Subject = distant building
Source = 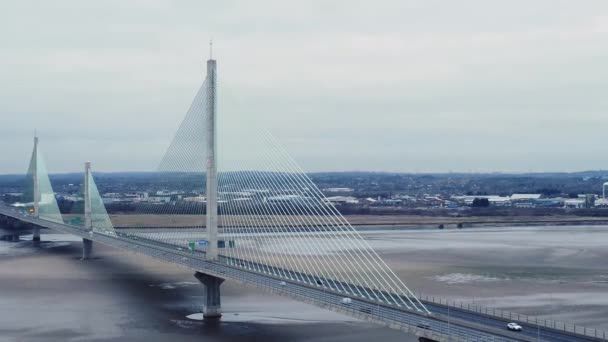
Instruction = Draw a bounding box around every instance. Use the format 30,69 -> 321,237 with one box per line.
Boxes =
323,187 -> 354,193
147,196 -> 171,203
420,196 -> 445,207
325,196 -> 359,205
488,197 -> 512,207
595,198 -> 608,208
535,198 -> 564,208
508,194 -> 542,208
452,195 -> 510,206
444,201 -> 458,209
564,198 -> 585,209
376,198 -> 402,206
510,194 -> 542,201
124,192 -> 148,201
155,190 -> 183,196
183,196 -> 206,203
103,192 -> 121,198
513,201 -> 535,208
62,195 -> 83,202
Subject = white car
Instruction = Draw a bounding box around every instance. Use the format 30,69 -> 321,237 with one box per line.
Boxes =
279,281 -> 287,286
341,297 -> 352,305
507,322 -> 522,331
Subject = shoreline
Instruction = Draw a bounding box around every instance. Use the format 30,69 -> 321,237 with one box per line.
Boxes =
352,219 -> 608,230
88,213 -> 608,231
344,216 -> 608,229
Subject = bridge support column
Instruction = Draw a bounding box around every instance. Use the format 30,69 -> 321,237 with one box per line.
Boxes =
194,271 -> 224,319
205,58 -> 219,261
32,226 -> 40,242
81,161 -> 93,260
81,238 -> 93,260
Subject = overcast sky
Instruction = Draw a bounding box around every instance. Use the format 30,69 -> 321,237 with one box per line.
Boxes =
1,1 -> 607,174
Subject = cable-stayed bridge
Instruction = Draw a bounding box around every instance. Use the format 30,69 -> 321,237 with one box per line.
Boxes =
1,58 -> 606,342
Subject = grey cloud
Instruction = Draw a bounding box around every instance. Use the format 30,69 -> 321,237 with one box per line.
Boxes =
1,0 -> 607,173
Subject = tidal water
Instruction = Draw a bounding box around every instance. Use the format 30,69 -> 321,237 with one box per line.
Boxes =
1,223 -> 607,341
0,225 -> 411,342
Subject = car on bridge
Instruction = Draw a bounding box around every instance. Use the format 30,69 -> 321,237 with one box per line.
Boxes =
507,322 -> 522,331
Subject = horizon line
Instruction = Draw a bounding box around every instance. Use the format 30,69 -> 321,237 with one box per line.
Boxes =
1,169 -> 608,177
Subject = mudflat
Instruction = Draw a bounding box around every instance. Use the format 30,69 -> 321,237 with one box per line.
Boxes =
1,224 -> 607,341
0,232 -> 411,342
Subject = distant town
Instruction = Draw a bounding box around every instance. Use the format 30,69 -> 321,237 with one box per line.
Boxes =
2,171 -> 608,219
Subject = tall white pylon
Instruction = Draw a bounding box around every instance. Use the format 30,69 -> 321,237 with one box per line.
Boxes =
206,57 -> 218,260
84,161 -> 92,230
33,136 -> 39,219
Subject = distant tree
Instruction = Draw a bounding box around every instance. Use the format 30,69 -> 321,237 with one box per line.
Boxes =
1,193 -> 20,204
471,198 -> 490,207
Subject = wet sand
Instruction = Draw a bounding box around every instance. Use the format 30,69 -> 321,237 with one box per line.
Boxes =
364,225 -> 608,330
0,231 -> 411,342
1,225 -> 607,341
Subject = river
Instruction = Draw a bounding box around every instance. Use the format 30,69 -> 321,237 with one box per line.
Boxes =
1,224 -> 607,341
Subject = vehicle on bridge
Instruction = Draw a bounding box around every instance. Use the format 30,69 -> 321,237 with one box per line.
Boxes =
507,322 -> 523,331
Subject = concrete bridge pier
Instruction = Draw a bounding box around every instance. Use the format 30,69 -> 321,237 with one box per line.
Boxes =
32,226 -> 40,242
81,238 -> 93,260
194,271 -> 224,320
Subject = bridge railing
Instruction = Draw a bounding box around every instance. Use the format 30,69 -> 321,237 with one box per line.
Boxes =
418,294 -> 608,340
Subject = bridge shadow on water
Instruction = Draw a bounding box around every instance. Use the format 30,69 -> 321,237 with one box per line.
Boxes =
3,233 -> 411,342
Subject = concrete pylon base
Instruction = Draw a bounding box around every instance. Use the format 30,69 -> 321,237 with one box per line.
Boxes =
81,238 -> 93,260
32,226 -> 40,242
194,271 -> 224,319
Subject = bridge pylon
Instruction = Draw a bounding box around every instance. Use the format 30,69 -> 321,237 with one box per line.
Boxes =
205,57 -> 218,261
32,136 -> 40,242
81,161 -> 93,260
24,134 -> 63,241
195,56 -> 224,320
